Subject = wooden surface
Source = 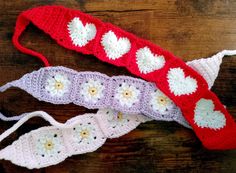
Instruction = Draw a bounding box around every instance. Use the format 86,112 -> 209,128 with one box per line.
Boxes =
0,0 -> 236,172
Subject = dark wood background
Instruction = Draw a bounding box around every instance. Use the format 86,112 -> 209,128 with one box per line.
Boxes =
0,0 -> 235,172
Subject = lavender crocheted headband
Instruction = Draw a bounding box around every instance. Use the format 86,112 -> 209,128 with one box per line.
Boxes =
0,66 -> 189,127
1,50 -> 234,128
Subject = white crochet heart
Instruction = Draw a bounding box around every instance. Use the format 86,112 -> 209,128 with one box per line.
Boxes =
68,17 -> 96,47
167,67 -> 197,96
194,99 -> 226,129
101,31 -> 131,60
136,47 -> 165,74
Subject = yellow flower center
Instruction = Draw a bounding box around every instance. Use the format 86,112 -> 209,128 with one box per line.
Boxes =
117,112 -> 123,121
80,129 -> 90,138
157,96 -> 168,106
54,81 -> 64,90
88,87 -> 98,96
44,140 -> 54,151
122,90 -> 132,98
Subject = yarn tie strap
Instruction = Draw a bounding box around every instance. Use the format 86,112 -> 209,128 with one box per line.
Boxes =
0,111 -> 69,142
12,5 -> 236,150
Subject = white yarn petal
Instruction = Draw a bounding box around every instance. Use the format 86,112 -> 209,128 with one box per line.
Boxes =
80,79 -> 105,103
114,83 -> 140,108
45,73 -> 71,97
150,89 -> 174,114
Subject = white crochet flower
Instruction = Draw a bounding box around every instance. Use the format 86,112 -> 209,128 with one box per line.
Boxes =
150,89 -> 174,114
107,111 -> 127,125
74,124 -> 95,144
80,79 -> 105,103
36,133 -> 62,157
45,74 -> 71,97
115,83 -> 140,107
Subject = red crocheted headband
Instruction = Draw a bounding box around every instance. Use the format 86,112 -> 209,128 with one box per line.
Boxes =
13,5 -> 235,150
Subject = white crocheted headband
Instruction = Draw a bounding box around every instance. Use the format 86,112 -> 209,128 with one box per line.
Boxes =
0,110 -> 151,169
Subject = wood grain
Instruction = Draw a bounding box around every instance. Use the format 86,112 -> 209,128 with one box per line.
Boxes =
0,0 -> 235,172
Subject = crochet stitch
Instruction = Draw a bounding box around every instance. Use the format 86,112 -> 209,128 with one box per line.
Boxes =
0,110 -> 150,169
12,5 -> 236,150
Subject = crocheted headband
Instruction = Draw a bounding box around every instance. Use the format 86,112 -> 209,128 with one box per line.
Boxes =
12,5 -> 236,150
0,109 -> 150,169
0,66 -> 190,127
0,51 -> 230,129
